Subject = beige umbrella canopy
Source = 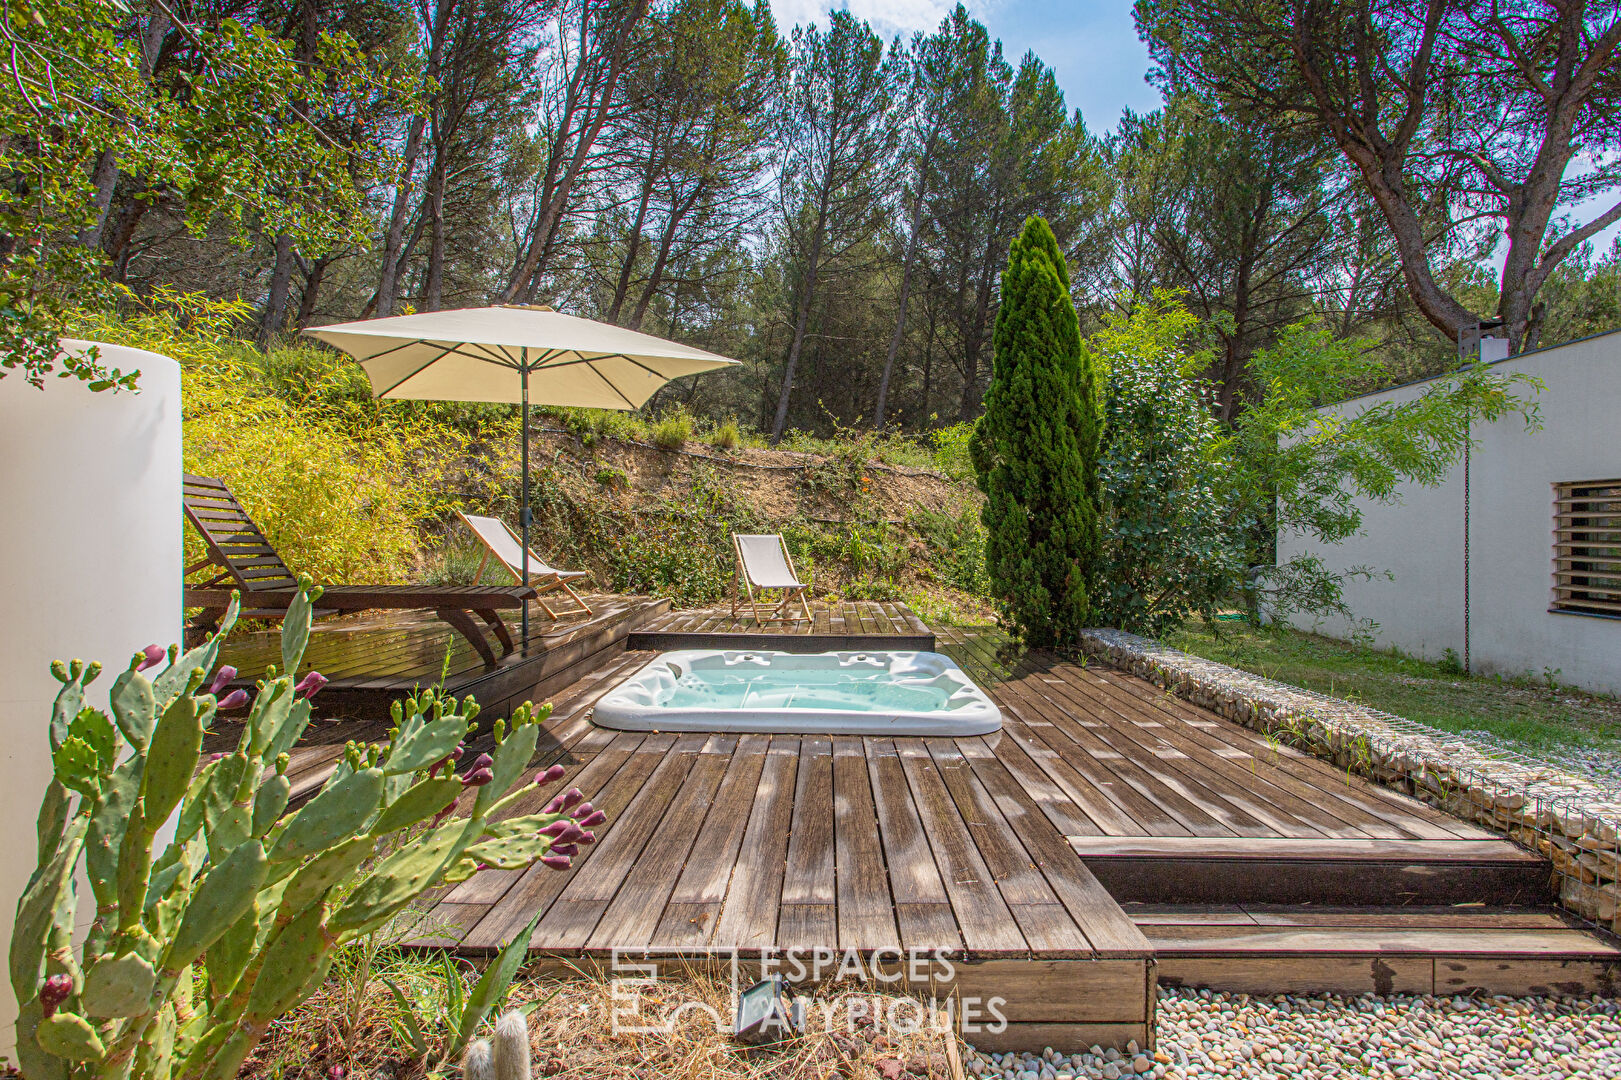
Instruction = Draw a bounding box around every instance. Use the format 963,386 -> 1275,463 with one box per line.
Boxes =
305,304 -> 740,640
305,305 -> 738,408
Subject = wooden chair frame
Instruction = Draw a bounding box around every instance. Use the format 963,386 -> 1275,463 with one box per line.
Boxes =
457,510 -> 593,620
182,474 -> 535,667
730,533 -> 812,625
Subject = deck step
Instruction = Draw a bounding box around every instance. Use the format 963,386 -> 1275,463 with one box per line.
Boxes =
1134,903 -> 1621,996
1072,836 -> 1552,906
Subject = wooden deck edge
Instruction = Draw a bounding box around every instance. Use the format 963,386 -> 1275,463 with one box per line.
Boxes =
1080,852 -> 1554,907
438,951 -> 1156,1053
1157,954 -> 1620,997
625,631 -> 937,653
1069,836 -> 1545,864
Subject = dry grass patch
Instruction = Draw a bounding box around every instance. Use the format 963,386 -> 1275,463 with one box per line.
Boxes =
245,959 -> 965,1080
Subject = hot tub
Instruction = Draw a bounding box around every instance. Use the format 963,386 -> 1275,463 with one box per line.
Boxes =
591,650 -> 1002,735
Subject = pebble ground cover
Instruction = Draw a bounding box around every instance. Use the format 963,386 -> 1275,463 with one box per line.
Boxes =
967,987 -> 1621,1080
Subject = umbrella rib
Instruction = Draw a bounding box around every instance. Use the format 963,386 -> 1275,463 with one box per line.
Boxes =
584,360 -> 639,410
374,340 -> 458,397
375,341 -> 522,397
353,338 -> 423,363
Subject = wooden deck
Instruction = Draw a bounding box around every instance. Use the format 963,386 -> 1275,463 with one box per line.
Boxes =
214,600 -> 1620,1048
629,600 -> 935,651
401,615 -> 1616,1049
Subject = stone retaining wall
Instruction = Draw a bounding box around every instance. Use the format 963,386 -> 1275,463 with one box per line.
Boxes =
1078,628 -> 1621,932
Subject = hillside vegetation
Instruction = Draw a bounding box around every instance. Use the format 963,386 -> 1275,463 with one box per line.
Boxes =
437,413 -> 994,624
120,303 -> 994,623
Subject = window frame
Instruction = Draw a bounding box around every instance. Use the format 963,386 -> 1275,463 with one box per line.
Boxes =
1551,478 -> 1621,619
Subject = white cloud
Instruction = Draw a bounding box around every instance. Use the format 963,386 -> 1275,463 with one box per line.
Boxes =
766,0 -> 994,37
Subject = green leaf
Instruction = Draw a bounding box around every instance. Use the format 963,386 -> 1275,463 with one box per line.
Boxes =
164,840 -> 268,971
9,814 -> 87,998
448,906 -> 544,1059
109,667 -> 157,750
68,708 -> 117,774
269,767 -> 384,863
371,777 -> 461,835
81,952 -> 156,1018
144,693 -> 205,825
282,586 -> 316,677
382,978 -> 428,1057
36,1013 -> 105,1061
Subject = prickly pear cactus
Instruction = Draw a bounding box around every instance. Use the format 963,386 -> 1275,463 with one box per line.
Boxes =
10,578 -> 598,1080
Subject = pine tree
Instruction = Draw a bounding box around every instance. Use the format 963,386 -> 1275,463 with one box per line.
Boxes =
970,214 -> 1102,644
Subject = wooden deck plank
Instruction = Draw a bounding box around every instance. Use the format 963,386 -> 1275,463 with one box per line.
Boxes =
898,742 -> 1028,956
781,737 -> 836,905
1048,664 -> 1378,840
866,745 -> 953,906
462,736 -> 673,949
1069,836 -> 1542,863
586,753 -> 730,950
832,739 -> 901,951
1084,665 -> 1485,840
709,744 -> 798,954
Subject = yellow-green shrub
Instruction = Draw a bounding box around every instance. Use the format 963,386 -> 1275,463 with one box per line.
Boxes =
73,293 -> 505,584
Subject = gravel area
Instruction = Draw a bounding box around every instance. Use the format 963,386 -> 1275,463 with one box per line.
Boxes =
964,988 -> 1621,1079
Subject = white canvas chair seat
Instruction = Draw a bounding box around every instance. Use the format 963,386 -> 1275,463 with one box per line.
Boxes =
732,533 -> 811,624
458,511 -> 593,619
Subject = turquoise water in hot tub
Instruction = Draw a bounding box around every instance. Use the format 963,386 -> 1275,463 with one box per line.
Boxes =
665,667 -> 955,713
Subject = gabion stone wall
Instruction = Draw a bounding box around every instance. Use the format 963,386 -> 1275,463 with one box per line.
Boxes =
1078,628 -> 1621,931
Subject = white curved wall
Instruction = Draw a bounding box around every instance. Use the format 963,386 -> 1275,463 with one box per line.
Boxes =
0,341 -> 182,1053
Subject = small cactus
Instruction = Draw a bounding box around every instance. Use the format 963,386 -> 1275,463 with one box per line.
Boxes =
462,1039 -> 495,1080
9,579 -> 588,1080
492,1010 -> 532,1080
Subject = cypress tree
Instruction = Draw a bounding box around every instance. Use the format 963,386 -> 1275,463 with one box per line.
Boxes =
970,214 -> 1102,645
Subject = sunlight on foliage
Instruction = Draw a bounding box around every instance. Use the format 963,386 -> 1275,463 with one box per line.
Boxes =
73,293 -> 504,584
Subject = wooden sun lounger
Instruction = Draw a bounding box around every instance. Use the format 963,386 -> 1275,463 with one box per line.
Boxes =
730,533 -> 812,625
457,510 -> 593,620
183,474 -> 536,667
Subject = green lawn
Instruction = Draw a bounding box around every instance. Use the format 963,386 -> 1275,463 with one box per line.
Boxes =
1163,619 -> 1621,765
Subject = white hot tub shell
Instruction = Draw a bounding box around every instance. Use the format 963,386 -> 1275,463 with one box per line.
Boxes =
591,650 -> 1002,736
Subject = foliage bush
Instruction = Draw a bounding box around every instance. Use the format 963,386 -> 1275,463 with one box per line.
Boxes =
73,297 -> 503,585
593,466 -> 630,490
705,418 -> 744,451
649,407 -> 696,450
930,421 -> 977,480
1089,300 -> 1243,635
909,508 -> 989,596
1082,293 -> 1541,633
971,215 -> 1103,645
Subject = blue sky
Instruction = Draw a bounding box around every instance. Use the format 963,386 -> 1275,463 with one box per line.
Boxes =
765,0 -> 1165,136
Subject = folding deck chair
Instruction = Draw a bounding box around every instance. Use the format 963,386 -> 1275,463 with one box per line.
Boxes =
182,474 -> 537,667
731,533 -> 812,625
456,510 -> 593,620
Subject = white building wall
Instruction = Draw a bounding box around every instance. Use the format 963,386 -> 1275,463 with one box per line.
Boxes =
1280,329 -> 1621,695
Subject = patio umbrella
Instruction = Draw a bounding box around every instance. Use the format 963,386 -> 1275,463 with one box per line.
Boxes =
305,305 -> 740,641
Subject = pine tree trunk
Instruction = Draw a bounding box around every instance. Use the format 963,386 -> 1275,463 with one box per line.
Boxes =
770,223 -> 825,444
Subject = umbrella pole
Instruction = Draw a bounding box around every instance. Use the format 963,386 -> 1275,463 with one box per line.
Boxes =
521,365 -> 530,646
